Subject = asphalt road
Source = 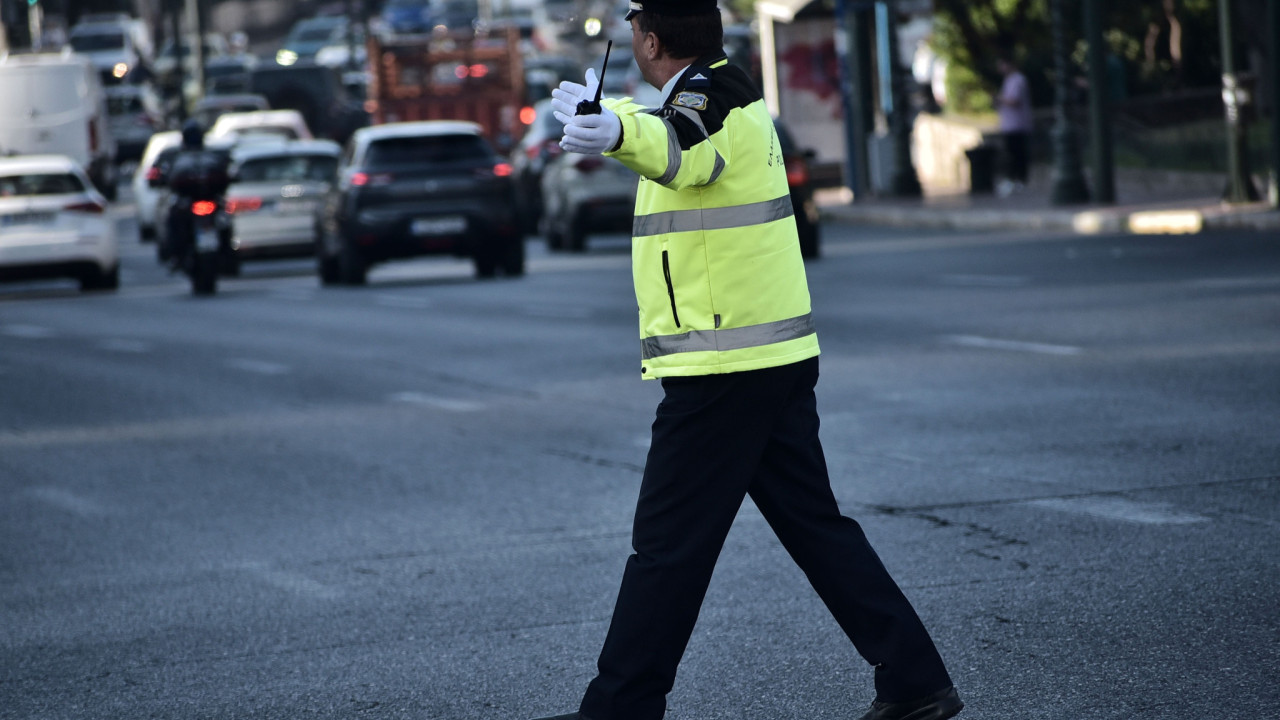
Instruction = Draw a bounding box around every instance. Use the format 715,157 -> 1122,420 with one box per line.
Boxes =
2,189 -> 1278,720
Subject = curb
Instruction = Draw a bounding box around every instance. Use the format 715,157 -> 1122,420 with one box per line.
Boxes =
820,200 -> 1280,234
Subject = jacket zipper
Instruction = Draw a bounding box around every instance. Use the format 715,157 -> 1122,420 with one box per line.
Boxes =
661,249 -> 681,328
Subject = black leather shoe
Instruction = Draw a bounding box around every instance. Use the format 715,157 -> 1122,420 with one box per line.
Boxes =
858,686 -> 963,720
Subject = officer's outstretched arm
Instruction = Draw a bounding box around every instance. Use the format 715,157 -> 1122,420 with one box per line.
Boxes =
605,99 -> 727,190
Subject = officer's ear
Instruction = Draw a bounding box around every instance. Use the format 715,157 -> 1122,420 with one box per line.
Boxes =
639,29 -> 661,62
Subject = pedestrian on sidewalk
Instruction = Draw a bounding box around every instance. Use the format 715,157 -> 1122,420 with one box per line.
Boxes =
530,2 -> 963,720
995,52 -> 1033,197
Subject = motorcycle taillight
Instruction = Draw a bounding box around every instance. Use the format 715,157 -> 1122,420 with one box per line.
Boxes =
191,200 -> 217,216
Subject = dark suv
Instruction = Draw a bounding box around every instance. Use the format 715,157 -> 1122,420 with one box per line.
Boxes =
317,121 -> 525,284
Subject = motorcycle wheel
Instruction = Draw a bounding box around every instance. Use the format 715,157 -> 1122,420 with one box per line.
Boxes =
192,251 -> 218,295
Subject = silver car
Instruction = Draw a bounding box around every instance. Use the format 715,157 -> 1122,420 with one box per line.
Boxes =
539,152 -> 638,252
223,139 -> 340,270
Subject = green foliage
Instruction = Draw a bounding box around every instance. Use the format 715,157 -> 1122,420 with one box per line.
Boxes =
932,0 -> 1226,115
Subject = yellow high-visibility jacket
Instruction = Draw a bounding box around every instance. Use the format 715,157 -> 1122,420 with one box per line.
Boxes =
603,54 -> 820,379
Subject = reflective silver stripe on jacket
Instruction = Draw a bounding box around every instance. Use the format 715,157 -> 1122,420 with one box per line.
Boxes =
652,118 -> 683,186
641,313 -> 815,360
662,107 -> 725,187
633,195 -> 794,238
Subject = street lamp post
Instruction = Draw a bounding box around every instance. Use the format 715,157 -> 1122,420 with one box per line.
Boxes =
1218,0 -> 1259,204
1084,0 -> 1114,204
883,0 -> 921,197
1049,0 -> 1090,205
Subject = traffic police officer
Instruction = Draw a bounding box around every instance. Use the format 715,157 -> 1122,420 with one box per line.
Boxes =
532,2 -> 962,720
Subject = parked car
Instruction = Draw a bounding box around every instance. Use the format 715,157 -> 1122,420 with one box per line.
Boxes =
131,130 -> 182,240
0,155 -> 118,291
539,153 -> 637,252
773,118 -> 820,259
317,120 -> 524,284
191,93 -> 271,131
509,98 -> 562,233
223,139 -> 340,270
0,53 -> 118,200
105,83 -> 163,162
206,109 -> 313,143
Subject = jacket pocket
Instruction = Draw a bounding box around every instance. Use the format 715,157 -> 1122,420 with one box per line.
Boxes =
661,248 -> 681,329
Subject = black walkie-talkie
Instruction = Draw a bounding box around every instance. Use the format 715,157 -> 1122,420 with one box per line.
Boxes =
575,41 -> 613,116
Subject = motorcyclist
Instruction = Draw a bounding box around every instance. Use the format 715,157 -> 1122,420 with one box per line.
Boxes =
164,119 -> 231,268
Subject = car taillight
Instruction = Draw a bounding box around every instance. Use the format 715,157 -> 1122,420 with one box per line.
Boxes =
350,172 -> 392,187
785,157 -> 810,187
519,105 -> 536,125
145,166 -> 162,181
191,200 -> 217,216
226,197 -> 262,214
65,200 -> 106,214
493,162 -> 513,177
574,156 -> 604,173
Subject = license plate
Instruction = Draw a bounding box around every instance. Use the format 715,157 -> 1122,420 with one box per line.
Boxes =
1,211 -> 56,227
411,216 -> 466,236
195,226 -> 219,251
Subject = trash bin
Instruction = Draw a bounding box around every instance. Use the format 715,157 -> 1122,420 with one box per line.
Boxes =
965,145 -> 997,194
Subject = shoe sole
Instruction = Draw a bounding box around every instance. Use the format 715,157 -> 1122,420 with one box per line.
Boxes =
901,699 -> 964,720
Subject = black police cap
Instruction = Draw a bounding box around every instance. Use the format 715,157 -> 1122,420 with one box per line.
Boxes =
625,0 -> 719,21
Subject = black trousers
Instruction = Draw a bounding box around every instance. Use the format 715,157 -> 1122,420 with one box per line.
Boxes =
579,357 -> 952,720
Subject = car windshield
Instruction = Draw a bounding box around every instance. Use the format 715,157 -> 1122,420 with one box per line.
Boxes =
365,135 -> 490,166
70,32 -> 125,52
232,127 -> 298,140
236,154 -> 337,182
0,172 -> 86,196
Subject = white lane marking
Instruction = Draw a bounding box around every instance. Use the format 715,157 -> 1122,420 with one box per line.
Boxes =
1187,276 -> 1280,290
2,324 -> 56,339
226,358 -> 291,375
24,486 -> 115,518
939,274 -> 1028,288
389,391 -> 484,412
236,562 -> 342,600
98,338 -> 152,353
375,294 -> 432,309
944,334 -> 1084,356
1028,497 -> 1209,525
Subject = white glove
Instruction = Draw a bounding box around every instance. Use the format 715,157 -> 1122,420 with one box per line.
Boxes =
550,67 -> 600,121
559,107 -> 622,155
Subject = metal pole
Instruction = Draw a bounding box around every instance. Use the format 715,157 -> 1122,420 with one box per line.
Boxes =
1218,0 -> 1259,203
1270,0 -> 1280,208
836,0 -> 871,199
1049,0 -> 1090,205
883,0 -> 921,196
1084,0 -> 1113,203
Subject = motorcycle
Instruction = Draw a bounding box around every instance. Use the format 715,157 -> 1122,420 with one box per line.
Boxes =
159,150 -> 232,296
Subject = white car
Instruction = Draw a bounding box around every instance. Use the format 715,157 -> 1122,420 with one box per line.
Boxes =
0,155 -> 118,291
131,130 -> 182,241
205,109 -> 314,144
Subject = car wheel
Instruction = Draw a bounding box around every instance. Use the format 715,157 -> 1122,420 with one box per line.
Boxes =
796,206 -> 820,259
79,264 -> 120,292
138,224 -> 155,242
220,252 -> 242,277
473,246 -> 498,279
317,245 -> 340,285
500,235 -> 525,277
338,241 -> 367,285
567,214 -> 587,253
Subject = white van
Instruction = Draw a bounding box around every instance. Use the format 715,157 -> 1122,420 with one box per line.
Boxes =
0,52 -> 118,200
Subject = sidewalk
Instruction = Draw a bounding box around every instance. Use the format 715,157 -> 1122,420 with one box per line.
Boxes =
817,167 -> 1280,234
